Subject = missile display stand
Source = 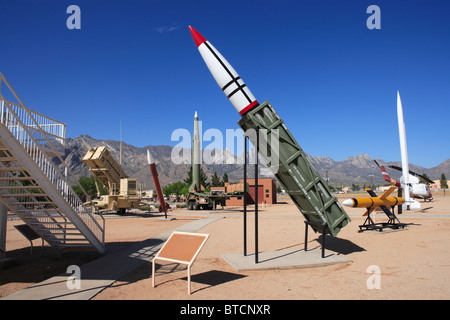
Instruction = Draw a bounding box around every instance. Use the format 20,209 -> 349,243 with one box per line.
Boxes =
242,130 -> 259,263
358,207 -> 406,233
238,101 -> 351,238
189,26 -> 350,238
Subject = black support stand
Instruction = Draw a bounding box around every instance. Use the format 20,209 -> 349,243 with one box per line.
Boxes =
255,129 -> 259,264
243,128 -> 260,263
358,206 -> 406,232
304,221 -> 327,258
243,137 -> 247,257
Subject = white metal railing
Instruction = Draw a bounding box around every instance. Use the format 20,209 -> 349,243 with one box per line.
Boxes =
0,74 -> 104,248
4,100 -> 66,146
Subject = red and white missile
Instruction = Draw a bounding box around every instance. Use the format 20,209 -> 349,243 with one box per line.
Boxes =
189,25 -> 259,116
147,150 -> 167,215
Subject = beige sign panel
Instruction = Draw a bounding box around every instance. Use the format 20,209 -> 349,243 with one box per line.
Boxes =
152,231 -> 209,294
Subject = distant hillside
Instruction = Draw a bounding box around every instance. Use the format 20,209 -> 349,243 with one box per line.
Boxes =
53,135 -> 449,190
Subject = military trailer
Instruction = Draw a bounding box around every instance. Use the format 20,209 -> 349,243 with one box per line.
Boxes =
186,191 -> 227,210
186,182 -> 247,211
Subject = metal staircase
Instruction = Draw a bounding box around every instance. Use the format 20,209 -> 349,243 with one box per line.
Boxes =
0,73 -> 105,253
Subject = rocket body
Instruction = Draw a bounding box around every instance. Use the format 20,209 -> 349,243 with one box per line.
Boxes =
396,91 -> 420,209
147,150 -> 167,213
189,26 -> 259,115
397,92 -> 410,203
343,197 -> 404,208
190,111 -> 201,192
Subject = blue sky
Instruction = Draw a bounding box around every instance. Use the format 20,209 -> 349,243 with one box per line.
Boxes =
0,0 -> 449,168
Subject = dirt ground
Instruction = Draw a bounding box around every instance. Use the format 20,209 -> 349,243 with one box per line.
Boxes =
1,192 -> 450,300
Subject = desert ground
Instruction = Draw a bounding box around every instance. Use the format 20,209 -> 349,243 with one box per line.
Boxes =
1,192 -> 450,300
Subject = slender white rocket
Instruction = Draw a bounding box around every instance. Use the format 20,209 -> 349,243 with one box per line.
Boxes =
189,26 -> 259,115
397,91 -> 411,207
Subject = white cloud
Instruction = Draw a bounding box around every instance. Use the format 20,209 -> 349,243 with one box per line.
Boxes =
153,25 -> 180,34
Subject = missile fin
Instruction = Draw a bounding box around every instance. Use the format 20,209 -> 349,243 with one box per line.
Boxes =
380,186 -> 397,200
362,206 -> 377,217
379,205 -> 395,219
365,188 -> 378,197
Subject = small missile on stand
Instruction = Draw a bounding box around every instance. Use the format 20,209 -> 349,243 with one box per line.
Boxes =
342,187 -> 405,213
343,186 -> 406,232
147,150 -> 168,220
189,26 -> 350,237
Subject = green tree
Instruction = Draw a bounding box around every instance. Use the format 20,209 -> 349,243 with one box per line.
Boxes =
211,172 -> 221,187
221,173 -> 229,186
183,166 -> 210,189
163,181 -> 188,196
72,176 -> 106,202
440,173 -> 448,195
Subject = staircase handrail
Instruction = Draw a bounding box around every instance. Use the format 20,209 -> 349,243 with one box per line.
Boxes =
0,74 -> 104,246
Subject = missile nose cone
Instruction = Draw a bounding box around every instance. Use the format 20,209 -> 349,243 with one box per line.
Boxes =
189,25 -> 207,47
147,149 -> 154,165
194,110 -> 198,118
342,199 -> 354,207
189,26 -> 259,115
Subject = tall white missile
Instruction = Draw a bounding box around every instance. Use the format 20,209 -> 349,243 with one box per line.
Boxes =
190,110 -> 202,192
397,91 -> 410,209
397,91 -> 419,210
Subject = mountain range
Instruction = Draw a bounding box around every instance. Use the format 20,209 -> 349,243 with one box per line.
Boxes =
53,135 -> 450,190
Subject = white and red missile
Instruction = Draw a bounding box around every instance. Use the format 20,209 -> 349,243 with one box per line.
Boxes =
189,25 -> 259,116
147,150 -> 167,216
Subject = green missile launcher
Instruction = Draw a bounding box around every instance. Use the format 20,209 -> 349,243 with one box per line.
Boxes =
238,101 -> 351,237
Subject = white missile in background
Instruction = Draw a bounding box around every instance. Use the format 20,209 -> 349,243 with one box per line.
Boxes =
189,25 -> 259,116
190,110 -> 202,192
397,91 -> 420,210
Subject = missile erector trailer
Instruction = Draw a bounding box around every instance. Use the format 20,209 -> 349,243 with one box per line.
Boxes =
82,146 -> 141,214
188,26 -> 350,236
82,146 -> 128,194
238,101 -> 351,237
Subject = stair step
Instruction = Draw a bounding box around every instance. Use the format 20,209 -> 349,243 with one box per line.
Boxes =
1,193 -> 48,198
38,230 -> 82,236
0,156 -> 17,161
0,167 -> 27,172
36,227 -> 78,231
10,201 -> 55,205
16,208 -> 59,212
30,222 -> 75,227
0,186 -> 42,190
33,224 -> 75,228
0,177 -> 35,181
